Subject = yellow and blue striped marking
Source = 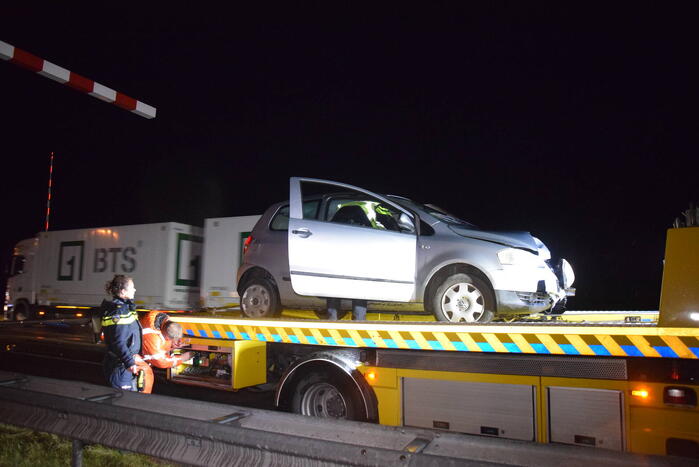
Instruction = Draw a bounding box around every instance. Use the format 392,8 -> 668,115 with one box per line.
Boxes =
172,317 -> 699,360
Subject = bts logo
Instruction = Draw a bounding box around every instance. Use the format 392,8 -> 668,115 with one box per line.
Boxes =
93,247 -> 137,273
58,241 -> 85,281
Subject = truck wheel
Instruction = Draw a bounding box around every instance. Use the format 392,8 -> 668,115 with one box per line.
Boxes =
431,273 -> 495,323
240,278 -> 281,318
291,371 -> 366,421
12,301 -> 32,321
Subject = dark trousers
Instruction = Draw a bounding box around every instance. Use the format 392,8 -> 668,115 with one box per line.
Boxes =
326,298 -> 367,320
103,355 -> 136,391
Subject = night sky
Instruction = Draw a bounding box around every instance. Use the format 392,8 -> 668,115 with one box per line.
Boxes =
1,4 -> 697,311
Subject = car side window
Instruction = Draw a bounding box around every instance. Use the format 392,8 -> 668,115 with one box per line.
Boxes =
326,197 -> 405,233
302,199 -> 321,220
270,206 -> 290,231
270,200 -> 320,231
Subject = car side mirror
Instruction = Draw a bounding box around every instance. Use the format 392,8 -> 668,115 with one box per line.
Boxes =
398,213 -> 415,233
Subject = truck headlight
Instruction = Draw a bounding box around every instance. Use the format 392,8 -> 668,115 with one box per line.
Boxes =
497,248 -> 540,266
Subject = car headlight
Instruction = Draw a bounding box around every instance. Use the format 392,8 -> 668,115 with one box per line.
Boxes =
532,236 -> 551,261
560,259 -> 575,288
497,248 -> 541,266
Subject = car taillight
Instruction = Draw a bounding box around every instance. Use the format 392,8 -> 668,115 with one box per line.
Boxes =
243,235 -> 253,255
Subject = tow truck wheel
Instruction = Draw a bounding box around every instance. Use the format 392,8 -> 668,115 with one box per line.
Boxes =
432,273 -> 495,323
240,277 -> 281,318
12,301 -> 32,321
291,371 -> 366,421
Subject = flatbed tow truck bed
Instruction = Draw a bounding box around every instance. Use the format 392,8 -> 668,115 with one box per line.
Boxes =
173,314 -> 694,358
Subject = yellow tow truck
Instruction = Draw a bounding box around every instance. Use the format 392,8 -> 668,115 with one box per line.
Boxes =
169,226 -> 699,458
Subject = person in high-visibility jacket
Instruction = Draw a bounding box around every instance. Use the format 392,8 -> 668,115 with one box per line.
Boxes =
101,275 -> 152,392
140,311 -> 193,382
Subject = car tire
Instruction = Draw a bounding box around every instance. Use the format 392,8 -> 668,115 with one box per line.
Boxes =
290,371 -> 367,421
240,277 -> 281,318
12,300 -> 32,321
431,273 -> 495,323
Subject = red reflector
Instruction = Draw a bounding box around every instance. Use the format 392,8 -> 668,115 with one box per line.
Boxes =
243,235 -> 253,255
664,386 -> 697,407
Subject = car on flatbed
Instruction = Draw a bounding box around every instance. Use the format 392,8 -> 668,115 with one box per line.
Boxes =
237,177 -> 575,323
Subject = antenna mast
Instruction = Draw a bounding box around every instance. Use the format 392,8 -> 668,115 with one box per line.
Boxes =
45,151 -> 54,231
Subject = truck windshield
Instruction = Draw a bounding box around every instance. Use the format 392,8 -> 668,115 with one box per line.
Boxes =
10,255 -> 25,276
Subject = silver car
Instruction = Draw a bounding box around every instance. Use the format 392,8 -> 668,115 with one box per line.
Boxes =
237,177 -> 575,323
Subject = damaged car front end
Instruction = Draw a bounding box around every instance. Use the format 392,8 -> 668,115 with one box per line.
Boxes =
394,198 -> 576,321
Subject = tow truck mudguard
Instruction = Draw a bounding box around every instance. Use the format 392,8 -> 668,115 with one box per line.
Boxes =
274,348 -> 379,422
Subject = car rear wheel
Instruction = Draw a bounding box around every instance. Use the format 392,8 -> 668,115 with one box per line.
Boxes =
432,273 -> 495,323
240,277 -> 281,318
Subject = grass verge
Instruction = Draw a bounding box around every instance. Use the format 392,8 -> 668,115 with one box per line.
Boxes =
0,424 -> 174,467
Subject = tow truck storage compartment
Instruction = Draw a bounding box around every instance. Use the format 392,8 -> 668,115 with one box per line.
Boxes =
548,386 -> 624,451
402,377 -> 537,441
171,340 -> 266,390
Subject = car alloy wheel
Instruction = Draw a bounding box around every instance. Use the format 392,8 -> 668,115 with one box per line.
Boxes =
441,282 -> 486,322
432,273 -> 495,323
241,277 -> 280,318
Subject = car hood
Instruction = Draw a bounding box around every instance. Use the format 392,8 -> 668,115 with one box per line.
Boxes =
447,225 -> 539,252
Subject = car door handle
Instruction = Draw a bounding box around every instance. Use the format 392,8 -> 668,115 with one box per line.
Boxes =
292,228 -> 313,238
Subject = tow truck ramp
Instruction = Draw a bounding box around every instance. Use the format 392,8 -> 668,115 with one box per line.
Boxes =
174,318 -> 698,358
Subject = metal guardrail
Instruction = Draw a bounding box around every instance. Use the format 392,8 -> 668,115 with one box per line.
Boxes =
0,371 -> 694,467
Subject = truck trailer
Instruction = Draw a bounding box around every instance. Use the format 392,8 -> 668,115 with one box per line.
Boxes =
4,216 -> 260,322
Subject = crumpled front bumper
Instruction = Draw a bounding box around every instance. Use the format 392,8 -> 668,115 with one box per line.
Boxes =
493,258 -> 575,315
495,290 -> 554,314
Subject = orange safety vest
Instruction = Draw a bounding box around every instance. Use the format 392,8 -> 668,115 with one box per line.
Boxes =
140,311 -> 184,369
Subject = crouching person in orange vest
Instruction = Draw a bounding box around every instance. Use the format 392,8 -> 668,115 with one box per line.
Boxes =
139,311 -> 193,392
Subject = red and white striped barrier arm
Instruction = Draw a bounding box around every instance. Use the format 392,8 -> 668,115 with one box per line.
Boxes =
0,40 -> 156,119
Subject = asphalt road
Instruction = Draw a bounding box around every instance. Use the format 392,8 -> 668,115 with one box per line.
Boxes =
0,319 -> 275,409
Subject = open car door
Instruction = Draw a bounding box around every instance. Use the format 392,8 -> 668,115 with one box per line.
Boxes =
288,177 -> 417,302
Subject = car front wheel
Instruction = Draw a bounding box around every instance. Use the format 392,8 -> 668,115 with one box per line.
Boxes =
431,273 -> 495,323
240,277 -> 281,318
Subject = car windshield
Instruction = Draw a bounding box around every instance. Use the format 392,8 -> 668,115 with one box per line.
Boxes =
387,196 -> 477,228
